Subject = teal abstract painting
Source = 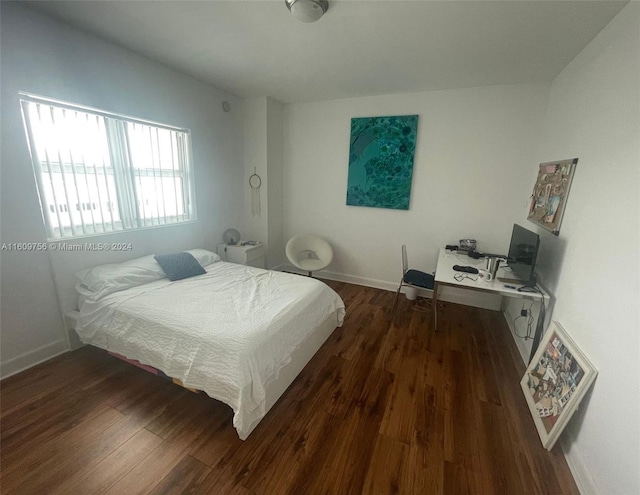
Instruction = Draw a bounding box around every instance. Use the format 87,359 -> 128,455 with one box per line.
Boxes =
346,115 -> 418,210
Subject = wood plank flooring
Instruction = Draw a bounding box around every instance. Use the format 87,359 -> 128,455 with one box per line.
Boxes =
0,281 -> 579,494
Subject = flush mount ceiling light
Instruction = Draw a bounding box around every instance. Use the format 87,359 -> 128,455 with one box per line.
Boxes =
285,0 -> 328,23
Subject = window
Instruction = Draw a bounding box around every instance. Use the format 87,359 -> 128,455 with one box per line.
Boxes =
20,94 -> 196,239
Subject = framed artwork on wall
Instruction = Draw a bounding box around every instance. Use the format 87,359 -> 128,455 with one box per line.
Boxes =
520,321 -> 597,451
346,115 -> 418,210
527,158 -> 578,235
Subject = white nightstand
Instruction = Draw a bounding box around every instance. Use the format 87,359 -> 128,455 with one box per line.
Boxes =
217,243 -> 266,268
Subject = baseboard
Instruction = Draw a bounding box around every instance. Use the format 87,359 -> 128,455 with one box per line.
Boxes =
320,269 -> 501,310
279,265 -> 501,310
280,265 -> 411,293
561,436 -> 598,494
0,339 -> 69,379
312,268 -> 399,292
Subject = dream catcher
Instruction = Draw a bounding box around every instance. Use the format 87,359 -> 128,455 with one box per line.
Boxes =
249,167 -> 262,217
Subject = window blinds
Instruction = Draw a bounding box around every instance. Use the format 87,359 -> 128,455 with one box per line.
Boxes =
20,94 -> 196,239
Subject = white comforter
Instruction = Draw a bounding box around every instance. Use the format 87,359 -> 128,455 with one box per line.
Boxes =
75,262 -> 345,439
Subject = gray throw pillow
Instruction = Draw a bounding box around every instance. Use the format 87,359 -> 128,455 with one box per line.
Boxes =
154,252 -> 206,281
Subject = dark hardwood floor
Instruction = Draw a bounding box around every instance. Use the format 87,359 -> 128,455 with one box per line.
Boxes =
0,281 -> 579,494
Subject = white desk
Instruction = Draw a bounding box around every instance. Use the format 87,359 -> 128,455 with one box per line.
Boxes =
433,248 -> 548,361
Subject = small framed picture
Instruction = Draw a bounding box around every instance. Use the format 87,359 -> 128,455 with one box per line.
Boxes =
520,321 -> 597,450
527,158 -> 577,235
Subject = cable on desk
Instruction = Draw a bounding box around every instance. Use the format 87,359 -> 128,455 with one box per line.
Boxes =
513,299 -> 535,340
525,284 -> 548,363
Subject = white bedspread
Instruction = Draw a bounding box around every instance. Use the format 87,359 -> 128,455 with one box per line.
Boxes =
75,262 -> 345,439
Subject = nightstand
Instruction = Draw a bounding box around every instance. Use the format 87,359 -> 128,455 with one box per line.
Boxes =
217,243 -> 266,268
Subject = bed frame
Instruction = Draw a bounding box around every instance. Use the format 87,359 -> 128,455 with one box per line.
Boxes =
65,308 -> 339,439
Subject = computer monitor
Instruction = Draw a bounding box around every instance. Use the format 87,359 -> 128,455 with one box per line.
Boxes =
506,223 -> 540,286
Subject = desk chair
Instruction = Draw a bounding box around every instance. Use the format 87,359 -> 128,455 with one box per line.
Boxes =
390,245 -> 435,321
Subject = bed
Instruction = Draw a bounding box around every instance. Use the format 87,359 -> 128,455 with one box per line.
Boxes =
73,249 -> 345,440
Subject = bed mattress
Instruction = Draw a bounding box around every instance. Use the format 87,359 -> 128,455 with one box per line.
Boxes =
75,261 -> 345,439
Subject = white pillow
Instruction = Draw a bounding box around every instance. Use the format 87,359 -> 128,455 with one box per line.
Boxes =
74,248 -> 220,300
186,248 -> 221,267
75,254 -> 166,299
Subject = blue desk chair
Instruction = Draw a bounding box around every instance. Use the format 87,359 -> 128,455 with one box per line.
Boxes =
390,245 -> 435,321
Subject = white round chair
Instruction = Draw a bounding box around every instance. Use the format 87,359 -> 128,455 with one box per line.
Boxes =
285,234 -> 334,277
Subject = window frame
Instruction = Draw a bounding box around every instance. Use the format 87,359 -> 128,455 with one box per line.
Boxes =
20,93 -> 197,240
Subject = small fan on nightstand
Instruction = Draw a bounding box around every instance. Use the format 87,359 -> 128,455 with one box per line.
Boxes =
223,228 -> 241,245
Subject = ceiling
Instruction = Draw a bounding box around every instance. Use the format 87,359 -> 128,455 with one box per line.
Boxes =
25,0 -> 628,103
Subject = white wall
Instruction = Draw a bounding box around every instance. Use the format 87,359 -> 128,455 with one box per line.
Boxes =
242,96 -> 284,268
0,4 -> 245,377
266,97 -> 285,268
283,83 -> 549,306
243,97 -> 269,245
514,3 -> 639,493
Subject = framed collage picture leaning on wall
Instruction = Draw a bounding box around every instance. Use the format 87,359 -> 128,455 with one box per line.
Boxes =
521,321 -> 598,450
